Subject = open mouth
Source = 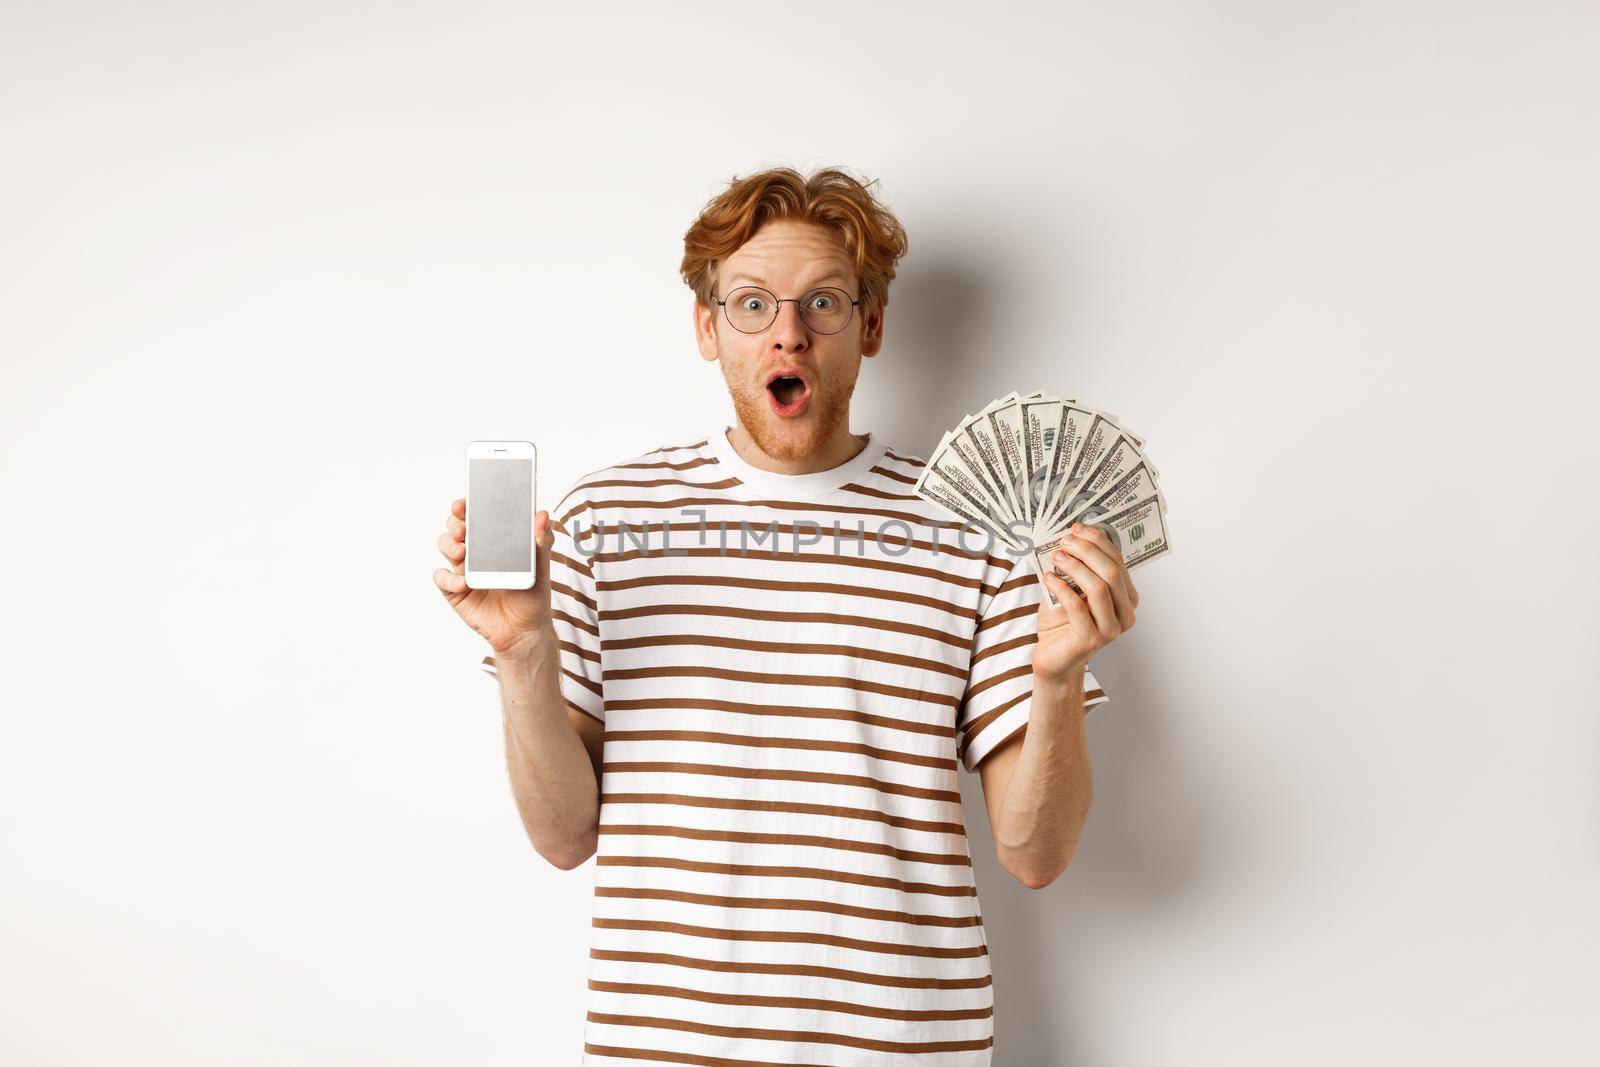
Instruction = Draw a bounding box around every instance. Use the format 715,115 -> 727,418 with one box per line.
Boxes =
765,370 -> 811,418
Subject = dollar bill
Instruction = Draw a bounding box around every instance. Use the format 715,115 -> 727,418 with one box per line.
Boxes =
954,405 -> 1024,527
1033,490 -> 1171,608
913,432 -> 1028,552
1038,427 -> 1159,540
1034,408 -> 1125,534
978,395 -> 1028,524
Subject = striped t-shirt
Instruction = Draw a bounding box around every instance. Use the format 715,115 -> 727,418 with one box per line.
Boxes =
480,426 -> 1108,1065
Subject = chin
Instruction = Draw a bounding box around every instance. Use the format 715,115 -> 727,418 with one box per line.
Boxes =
731,391 -> 842,462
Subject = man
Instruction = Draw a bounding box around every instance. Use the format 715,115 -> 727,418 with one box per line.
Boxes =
433,165 -> 1140,1064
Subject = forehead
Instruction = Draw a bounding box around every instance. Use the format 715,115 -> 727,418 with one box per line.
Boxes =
721,220 -> 854,287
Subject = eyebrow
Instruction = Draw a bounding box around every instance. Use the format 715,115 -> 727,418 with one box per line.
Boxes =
728,270 -> 851,289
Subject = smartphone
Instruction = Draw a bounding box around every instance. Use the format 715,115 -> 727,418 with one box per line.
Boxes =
465,440 -> 537,590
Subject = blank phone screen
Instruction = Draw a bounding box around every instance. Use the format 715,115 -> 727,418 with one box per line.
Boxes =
468,458 -> 533,572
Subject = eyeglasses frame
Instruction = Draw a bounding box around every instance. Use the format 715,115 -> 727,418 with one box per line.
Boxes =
712,284 -> 863,335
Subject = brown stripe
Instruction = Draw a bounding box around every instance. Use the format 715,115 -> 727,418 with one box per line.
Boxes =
559,638 -> 602,664
976,601 -> 1034,635
585,1011 -> 992,1053
601,696 -> 954,740
601,601 -> 970,650
600,791 -> 964,835
560,494 -> 966,532
593,887 -> 980,928
970,631 -> 1034,667
964,684 -> 1108,745
588,978 -> 990,1020
597,573 -> 974,619
590,947 -> 990,988
839,481 -> 920,502
597,855 -> 975,898
600,632 -> 967,680
584,1041 -> 795,1066
600,761 -> 960,804
564,666 -> 603,696
597,824 -> 971,866
647,440 -> 710,455
550,548 -> 592,578
577,476 -> 744,493
614,456 -> 718,472
997,569 -> 1034,594
603,664 -> 960,708
592,545 -> 988,594
961,661 -> 1031,705
882,448 -> 926,468
603,728 -> 955,771
870,464 -> 917,486
958,690 -> 1029,760
591,918 -> 987,958
553,607 -> 600,638
551,577 -> 598,611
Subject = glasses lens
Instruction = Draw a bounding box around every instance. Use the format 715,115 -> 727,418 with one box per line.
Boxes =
722,286 -> 856,334
725,287 -> 775,333
801,287 -> 853,334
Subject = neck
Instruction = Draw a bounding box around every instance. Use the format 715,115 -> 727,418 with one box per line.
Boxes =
725,422 -> 869,475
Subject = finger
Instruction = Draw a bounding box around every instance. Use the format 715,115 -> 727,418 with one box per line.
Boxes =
1059,529 -> 1135,630
449,513 -> 464,541
1041,567 -> 1093,633
437,530 -> 466,574
1051,549 -> 1120,642
1037,556 -> 1073,620
433,566 -> 468,598
1076,522 -> 1139,610
534,510 -> 553,591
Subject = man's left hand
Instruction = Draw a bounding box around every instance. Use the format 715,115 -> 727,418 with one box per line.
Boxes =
1032,522 -> 1140,687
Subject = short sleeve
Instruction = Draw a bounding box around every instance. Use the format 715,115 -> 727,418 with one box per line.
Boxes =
478,486 -> 605,723
957,554 -> 1109,772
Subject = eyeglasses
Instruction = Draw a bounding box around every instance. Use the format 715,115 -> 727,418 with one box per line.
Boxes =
713,285 -> 862,335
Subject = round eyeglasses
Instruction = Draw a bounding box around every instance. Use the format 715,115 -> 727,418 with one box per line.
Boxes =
713,285 -> 862,335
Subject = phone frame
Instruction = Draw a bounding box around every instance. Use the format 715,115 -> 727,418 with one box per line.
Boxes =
464,440 -> 537,590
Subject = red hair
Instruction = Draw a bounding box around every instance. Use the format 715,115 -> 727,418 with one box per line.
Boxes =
680,165 -> 910,329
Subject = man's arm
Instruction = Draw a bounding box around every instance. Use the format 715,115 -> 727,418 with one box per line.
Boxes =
493,636 -> 605,870
977,664 -> 1092,889
976,522 -> 1139,889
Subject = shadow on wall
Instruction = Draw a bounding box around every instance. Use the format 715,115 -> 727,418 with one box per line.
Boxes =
958,657 -> 1231,1065
854,238 -> 1011,459
872,230 -> 1234,1063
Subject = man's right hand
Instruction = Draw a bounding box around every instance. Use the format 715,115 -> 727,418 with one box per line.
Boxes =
434,498 -> 558,659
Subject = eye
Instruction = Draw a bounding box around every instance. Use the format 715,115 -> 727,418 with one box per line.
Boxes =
740,293 -> 769,311
807,291 -> 836,309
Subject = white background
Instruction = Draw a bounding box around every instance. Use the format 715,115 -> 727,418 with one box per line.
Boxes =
3,3 -> 1596,1064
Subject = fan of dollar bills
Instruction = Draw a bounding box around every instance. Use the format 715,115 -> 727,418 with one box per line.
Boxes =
913,390 -> 1171,607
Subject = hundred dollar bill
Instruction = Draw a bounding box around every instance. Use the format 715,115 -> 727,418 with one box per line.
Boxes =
915,433 -> 1029,552
1021,396 -> 1067,528
940,423 -> 1020,529
1033,399 -> 1099,526
1039,427 -> 1159,540
1032,490 -> 1171,608
1052,456 -> 1159,535
1035,408 -> 1126,534
977,393 -> 1029,524
954,404 -> 1024,527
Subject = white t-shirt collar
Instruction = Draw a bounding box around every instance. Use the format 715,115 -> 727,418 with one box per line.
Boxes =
706,423 -> 888,500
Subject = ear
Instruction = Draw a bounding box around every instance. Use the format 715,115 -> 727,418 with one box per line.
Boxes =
694,299 -> 720,363
860,301 -> 886,359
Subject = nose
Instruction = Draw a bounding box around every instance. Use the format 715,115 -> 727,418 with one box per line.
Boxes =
771,299 -> 808,352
